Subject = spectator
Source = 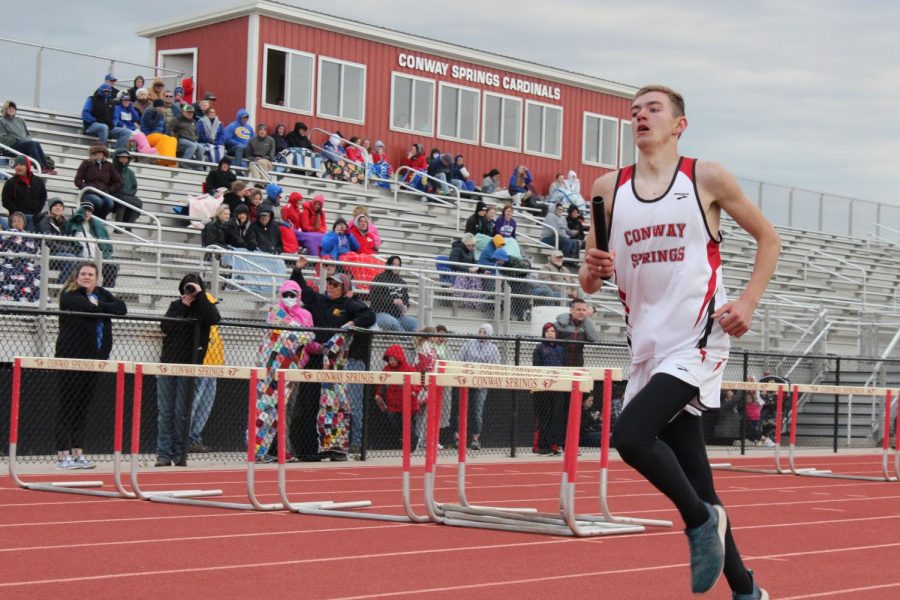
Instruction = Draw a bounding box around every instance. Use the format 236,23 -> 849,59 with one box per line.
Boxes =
563,170 -> 588,215
68,202 -> 119,288
81,84 -> 132,152
140,100 -> 178,165
413,327 -> 440,450
713,390 -> 742,446
345,136 -> 365,164
539,250 -> 578,300
447,233 -> 482,309
201,204 -> 231,248
181,77 -> 194,104
147,78 -> 166,102
133,88 -> 152,116
743,376 -> 766,445
508,165 -> 534,207
533,322 -> 566,455
225,203 -> 255,251
112,94 -> 156,156
0,211 -> 40,302
492,247 -> 532,320
171,104 -> 204,166
320,217 -> 359,260
74,144 -> 121,219
192,91 -> 217,116
433,324 -> 454,445
161,88 -> 182,121
285,121 -> 314,150
566,204 -> 587,243
361,138 -> 372,155
222,180 -> 249,213
188,285 -> 223,455
548,173 -> 565,198
481,168 -> 505,196
172,86 -> 186,108
296,193 -> 327,256
456,324 -> 501,450
54,261 -> 126,469
321,134 -> 364,184
126,75 -> 145,102
224,108 -> 253,165
156,274 -> 221,467
205,157 -> 236,194
281,191 -> 304,228
371,255 -> 417,332
541,202 -> 579,258
243,187 -> 263,221
448,155 -> 476,192
477,234 -> 507,270
580,393 -> 603,448
264,182 -> 283,207
247,205 -> 281,254
368,140 -> 392,189
554,298 -> 599,367
348,214 -> 379,254
352,206 -> 382,248
111,149 -> 144,225
2,155 -> 46,229
427,152 -> 453,195
0,100 -> 55,173
272,123 -> 289,159
493,204 -> 518,239
464,201 -> 493,236
197,107 -> 226,163
103,74 -> 121,107
37,198 -> 79,284
400,143 -> 428,191
373,345 -> 420,449
247,123 -> 276,168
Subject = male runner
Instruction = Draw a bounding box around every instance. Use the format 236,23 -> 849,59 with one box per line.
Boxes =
580,85 -> 780,599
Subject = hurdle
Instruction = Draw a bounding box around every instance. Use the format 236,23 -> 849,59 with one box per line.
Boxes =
424,363 -> 647,536
8,357 -> 135,498
275,369 -> 426,522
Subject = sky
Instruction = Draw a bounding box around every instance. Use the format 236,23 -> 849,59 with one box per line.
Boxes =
2,0 -> 899,205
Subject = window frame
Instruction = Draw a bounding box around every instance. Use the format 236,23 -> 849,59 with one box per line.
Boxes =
436,81 -> 481,146
619,119 -> 638,167
261,44 -> 316,116
481,91 -> 523,152
523,99 -> 564,159
389,71 -> 436,136
581,111 -> 619,169
316,55 -> 367,125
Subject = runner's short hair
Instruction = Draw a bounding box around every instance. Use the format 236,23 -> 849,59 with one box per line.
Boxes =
634,85 -> 685,117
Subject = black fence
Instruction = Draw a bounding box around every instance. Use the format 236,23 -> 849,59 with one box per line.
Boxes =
1,308 -> 897,467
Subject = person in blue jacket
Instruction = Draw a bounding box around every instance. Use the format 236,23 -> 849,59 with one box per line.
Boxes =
81,84 -> 132,151
224,108 -> 254,166
508,165 -> 534,206
320,217 -> 359,260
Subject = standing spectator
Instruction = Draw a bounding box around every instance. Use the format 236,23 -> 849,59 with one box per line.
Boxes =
73,145 -> 121,219
37,198 -> 79,284
371,255 -> 417,332
247,123 -> 275,169
197,107 -> 226,163
112,94 -> 156,155
373,345 -> 420,449
68,202 -> 119,287
0,100 -> 55,173
413,327 -> 440,450
448,155 -> 476,192
348,214 -> 379,254
171,104 -> 204,166
205,157 -> 236,194
320,217 -> 359,260
140,100 -> 177,165
464,201 -> 493,236
713,390 -> 742,446
201,204 -> 231,248
433,324 -> 454,445
54,261 -> 127,469
112,149 -> 144,225
81,84 -> 132,152
539,250 -> 577,300
156,274 -> 221,467
541,202 -> 579,258
224,109 -> 253,165
481,168 -> 505,196
368,140 -> 393,189
0,212 -> 41,302
456,324 -> 501,450
743,376 -> 766,445
189,285 -> 224,453
296,193 -> 327,257
532,322 -> 566,455
554,298 -> 599,368
247,205 -> 281,254
2,155 -> 46,229
126,75 -> 145,102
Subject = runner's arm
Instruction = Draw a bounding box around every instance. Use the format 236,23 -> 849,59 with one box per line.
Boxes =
579,173 -> 617,295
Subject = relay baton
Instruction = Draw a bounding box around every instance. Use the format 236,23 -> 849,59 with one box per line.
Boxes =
591,196 -> 611,280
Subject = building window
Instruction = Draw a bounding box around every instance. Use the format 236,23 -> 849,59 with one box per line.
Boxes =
263,46 -> 314,113
524,100 -> 562,158
483,92 -> 522,151
582,112 -> 619,168
438,82 -> 479,144
390,73 -> 434,134
620,119 -> 636,166
317,57 -> 366,124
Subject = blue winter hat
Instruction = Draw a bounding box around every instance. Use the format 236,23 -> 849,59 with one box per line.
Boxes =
98,83 -> 112,93
104,73 -> 117,82
265,183 -> 283,202
493,248 -> 510,263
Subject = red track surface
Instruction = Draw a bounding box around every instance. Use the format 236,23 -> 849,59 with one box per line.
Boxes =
2,454 -> 898,599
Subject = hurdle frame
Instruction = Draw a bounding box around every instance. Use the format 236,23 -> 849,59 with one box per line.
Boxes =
275,369 -> 427,522
8,357 -> 131,498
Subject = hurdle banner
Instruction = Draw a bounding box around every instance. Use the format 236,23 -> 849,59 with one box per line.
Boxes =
275,369 -> 425,522
9,357 -> 131,498
425,362 -> 648,537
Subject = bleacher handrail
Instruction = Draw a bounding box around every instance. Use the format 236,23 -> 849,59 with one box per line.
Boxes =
0,141 -> 43,174
812,249 -> 867,308
76,187 -> 162,246
392,166 -> 462,223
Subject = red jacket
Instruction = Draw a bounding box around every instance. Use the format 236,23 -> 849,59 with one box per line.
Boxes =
376,345 -> 420,414
299,198 -> 327,233
349,224 -> 378,254
282,192 -> 303,228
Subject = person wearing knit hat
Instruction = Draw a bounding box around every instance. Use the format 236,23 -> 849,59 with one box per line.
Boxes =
532,321 -> 566,455
264,182 -> 283,205
112,148 -> 144,224
454,323 -> 502,450
369,139 -> 393,189
1,147 -> 43,229
140,97 -> 178,165
1,100 -> 56,174
82,84 -> 132,152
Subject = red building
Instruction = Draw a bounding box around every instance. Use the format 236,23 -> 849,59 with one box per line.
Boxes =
139,0 -> 637,192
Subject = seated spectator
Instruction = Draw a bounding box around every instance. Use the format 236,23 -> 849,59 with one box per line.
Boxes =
345,136 -> 365,164
112,94 -> 156,156
478,234 -> 507,269
192,91 -> 217,119
140,100 -> 177,165
494,204 -> 517,239
112,149 -> 144,225
0,211 -> 41,302
180,77 -> 194,103
147,78 -> 166,102
371,255 -> 417,332
580,393 -> 603,448
348,214 -> 379,254
399,143 -> 428,191
243,187 -> 264,221
541,202 -> 579,258
74,145 -> 121,220
492,247 -> 533,320
373,345 -> 420,449
281,191 -> 303,229
81,84 -> 132,152
539,250 -> 577,300
224,108 -> 253,165
297,193 -> 327,256
283,121 -> 321,172
197,107 -> 226,163
205,157 -> 236,194
448,155 -> 476,192
171,104 -> 204,167
352,205 -> 382,247
361,138 -> 372,154
225,204 -> 255,251
566,204 -> 587,242
247,206 -> 281,254
320,217 -> 359,260
222,180 -> 249,213
285,121 -> 313,150
161,88 -> 182,121
508,165 -> 534,207
37,198 -> 79,284
2,155 -> 46,230
426,153 -> 453,195
548,173 -> 565,198
368,140 -> 392,189
272,123 -> 289,166
321,134 -> 364,184
201,204 -> 231,248
0,100 -> 56,174
68,202 -> 118,287
126,75 -> 145,102
247,123 -> 275,169
447,233 -> 483,310
464,201 -> 493,236
549,170 -> 588,216
481,168 -> 506,196
133,88 -> 152,116
264,182 -> 283,207
172,86 -> 186,108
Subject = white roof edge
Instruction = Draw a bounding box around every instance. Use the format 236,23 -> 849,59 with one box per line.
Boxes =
136,0 -> 637,99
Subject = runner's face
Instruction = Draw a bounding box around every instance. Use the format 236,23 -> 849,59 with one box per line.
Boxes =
631,91 -> 685,147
